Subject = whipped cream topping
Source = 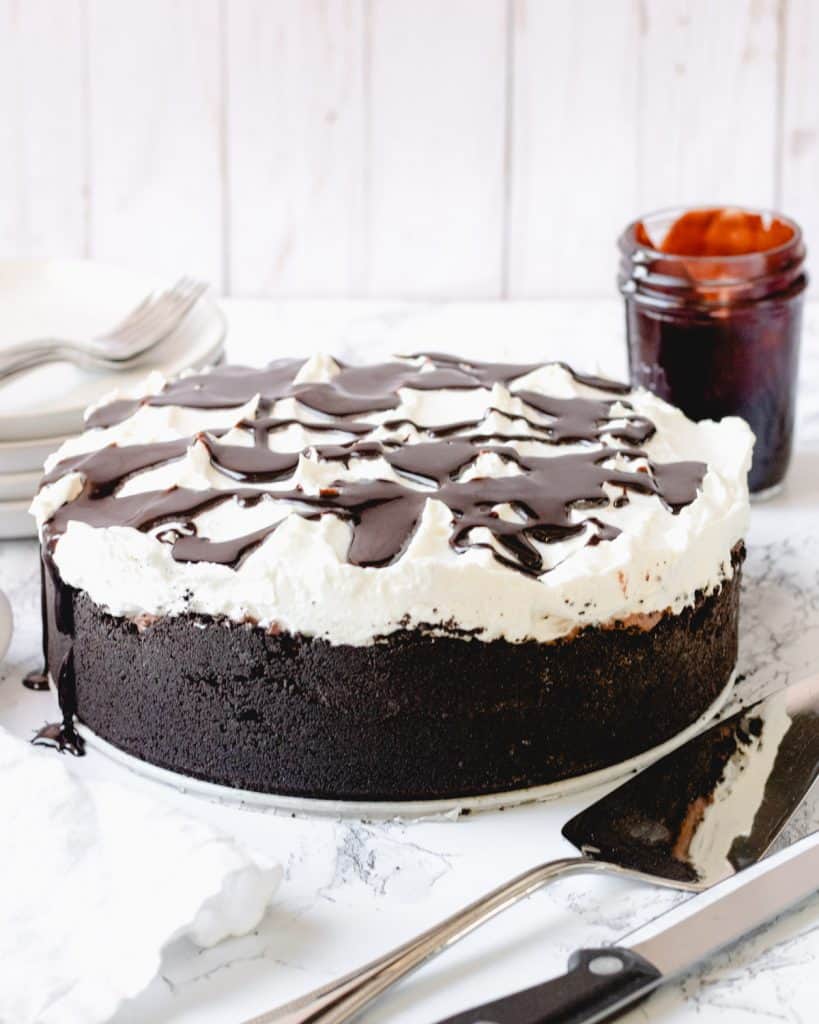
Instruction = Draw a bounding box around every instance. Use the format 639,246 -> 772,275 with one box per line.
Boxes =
32,353 -> 753,646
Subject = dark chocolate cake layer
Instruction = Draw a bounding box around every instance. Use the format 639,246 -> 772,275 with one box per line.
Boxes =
45,545 -> 743,801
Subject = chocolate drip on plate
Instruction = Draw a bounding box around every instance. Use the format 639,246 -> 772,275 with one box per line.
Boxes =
32,721 -> 85,756
23,670 -> 49,691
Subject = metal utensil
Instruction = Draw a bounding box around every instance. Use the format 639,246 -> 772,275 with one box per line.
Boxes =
435,828 -> 819,1024
246,672 -> 819,1024
0,277 -> 207,382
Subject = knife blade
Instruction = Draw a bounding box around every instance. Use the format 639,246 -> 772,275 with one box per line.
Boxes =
434,828 -> 819,1024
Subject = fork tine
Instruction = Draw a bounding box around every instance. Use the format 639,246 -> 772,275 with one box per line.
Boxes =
111,278 -> 198,339
111,278 -> 194,334
106,298 -> 165,346
0,277 -> 211,380
103,278 -> 208,355
105,294 -> 158,336
128,280 -> 205,338
117,279 -> 197,332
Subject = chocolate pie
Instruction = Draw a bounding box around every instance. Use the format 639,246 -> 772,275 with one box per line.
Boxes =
32,353 -> 753,800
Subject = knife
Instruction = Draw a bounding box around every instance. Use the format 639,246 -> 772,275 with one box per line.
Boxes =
434,828 -> 819,1024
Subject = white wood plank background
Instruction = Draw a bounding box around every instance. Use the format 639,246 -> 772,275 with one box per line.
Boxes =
227,0 -> 367,296
86,0 -> 223,283
0,0 -> 815,298
0,0 -> 86,260
367,0 -> 507,298
782,0 -> 819,286
507,0 -> 641,297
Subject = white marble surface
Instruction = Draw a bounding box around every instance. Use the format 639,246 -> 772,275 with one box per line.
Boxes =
2,299 -> 819,1024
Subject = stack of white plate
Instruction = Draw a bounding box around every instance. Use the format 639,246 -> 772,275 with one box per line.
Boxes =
0,261 -> 226,539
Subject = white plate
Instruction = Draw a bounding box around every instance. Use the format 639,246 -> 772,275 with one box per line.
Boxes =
0,499 -> 36,539
73,673 -> 736,820
0,260 -> 226,442
0,468 -> 40,502
0,432 -> 72,475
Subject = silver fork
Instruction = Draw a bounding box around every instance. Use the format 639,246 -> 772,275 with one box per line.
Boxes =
0,277 -> 208,382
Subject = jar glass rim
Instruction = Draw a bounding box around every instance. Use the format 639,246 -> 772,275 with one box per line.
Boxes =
619,205 -> 804,263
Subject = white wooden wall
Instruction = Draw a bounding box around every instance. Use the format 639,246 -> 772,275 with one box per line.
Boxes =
1,0 -> 816,299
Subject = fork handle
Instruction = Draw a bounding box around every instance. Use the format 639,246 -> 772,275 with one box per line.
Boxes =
242,857 -> 598,1024
0,341 -> 65,382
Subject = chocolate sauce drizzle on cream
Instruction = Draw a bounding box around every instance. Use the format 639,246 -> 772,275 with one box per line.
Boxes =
44,441 -> 703,575
45,355 -> 705,577
84,355 -> 630,428
38,354 -> 709,754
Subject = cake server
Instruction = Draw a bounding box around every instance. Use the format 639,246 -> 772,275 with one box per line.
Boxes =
245,672 -> 819,1024
434,828 -> 819,1024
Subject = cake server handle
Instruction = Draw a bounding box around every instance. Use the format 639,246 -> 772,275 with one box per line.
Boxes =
242,856 -> 620,1024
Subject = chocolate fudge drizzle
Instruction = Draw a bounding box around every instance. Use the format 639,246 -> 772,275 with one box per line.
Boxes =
84,354 -> 630,427
37,354 -> 707,749
45,355 -> 705,575
32,720 -> 85,756
23,671 -> 49,691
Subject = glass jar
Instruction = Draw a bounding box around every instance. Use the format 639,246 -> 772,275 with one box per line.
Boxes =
618,207 -> 807,497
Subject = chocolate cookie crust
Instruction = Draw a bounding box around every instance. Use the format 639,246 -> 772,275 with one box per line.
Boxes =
44,545 -> 744,801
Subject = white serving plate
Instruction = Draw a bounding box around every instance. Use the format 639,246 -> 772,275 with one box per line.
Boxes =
0,260 -> 226,443
0,432 -> 72,475
0,499 -> 36,540
73,674 -> 736,821
0,468 -> 41,502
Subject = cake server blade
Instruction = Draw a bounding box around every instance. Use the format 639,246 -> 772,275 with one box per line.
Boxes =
242,672 -> 819,1024
562,669 -> 819,885
434,829 -> 819,1024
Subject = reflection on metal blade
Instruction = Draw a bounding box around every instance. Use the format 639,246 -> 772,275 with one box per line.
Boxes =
629,830 -> 819,977
562,674 -> 819,887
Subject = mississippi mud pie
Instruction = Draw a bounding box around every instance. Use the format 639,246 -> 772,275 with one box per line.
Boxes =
31,353 -> 753,800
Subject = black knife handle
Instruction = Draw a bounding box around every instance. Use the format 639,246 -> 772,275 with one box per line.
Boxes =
432,947 -> 662,1024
